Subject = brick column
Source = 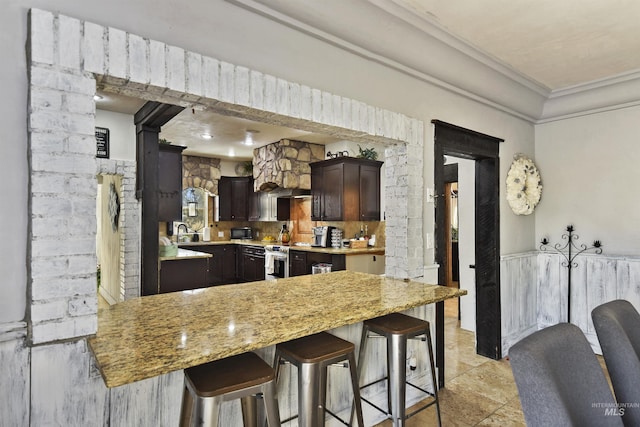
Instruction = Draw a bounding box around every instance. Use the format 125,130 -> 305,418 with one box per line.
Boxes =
383,122 -> 425,279
28,60 -> 98,343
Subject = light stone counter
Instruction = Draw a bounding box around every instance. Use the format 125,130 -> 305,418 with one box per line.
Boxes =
179,240 -> 385,255
158,248 -> 212,262
88,271 -> 465,388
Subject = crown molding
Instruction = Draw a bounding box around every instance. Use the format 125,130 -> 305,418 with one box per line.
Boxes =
369,0 -> 550,97
539,69 -> 640,123
226,0 -> 546,122
226,0 -> 639,124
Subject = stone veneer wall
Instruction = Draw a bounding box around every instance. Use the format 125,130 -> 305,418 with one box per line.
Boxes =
253,139 -> 324,191
182,155 -> 221,194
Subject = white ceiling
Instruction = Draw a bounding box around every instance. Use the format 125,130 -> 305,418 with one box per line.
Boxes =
96,91 -> 340,160
97,0 -> 640,157
393,0 -> 640,90
159,108 -> 339,159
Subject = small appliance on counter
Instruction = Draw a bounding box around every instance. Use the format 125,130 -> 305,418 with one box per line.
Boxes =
311,226 -> 335,247
230,227 -> 253,240
202,227 -> 211,242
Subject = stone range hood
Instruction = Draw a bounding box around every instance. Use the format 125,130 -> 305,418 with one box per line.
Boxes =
253,139 -> 325,193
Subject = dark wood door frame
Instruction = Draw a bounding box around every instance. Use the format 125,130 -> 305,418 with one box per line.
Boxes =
432,120 -> 503,387
135,101 -> 184,296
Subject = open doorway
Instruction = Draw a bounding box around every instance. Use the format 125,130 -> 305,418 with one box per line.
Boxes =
433,120 -> 502,371
443,164 -> 460,319
443,157 -> 478,331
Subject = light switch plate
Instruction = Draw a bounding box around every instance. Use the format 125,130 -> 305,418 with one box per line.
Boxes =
426,233 -> 434,249
426,188 -> 435,203
218,231 -> 224,238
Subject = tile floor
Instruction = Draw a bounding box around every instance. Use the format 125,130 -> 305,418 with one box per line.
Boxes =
373,305 -> 525,426
373,299 -> 611,426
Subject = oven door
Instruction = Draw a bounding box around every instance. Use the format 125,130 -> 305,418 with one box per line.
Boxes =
265,252 -> 288,280
272,258 -> 286,278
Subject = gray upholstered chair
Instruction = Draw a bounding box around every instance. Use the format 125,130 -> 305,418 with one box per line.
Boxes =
592,299 -> 640,427
509,323 -> 623,427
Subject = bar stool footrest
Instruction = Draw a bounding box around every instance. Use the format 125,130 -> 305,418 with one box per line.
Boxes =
359,377 -> 438,420
360,396 -> 390,417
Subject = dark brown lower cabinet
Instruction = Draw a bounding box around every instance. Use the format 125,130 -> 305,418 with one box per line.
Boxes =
289,250 -> 308,277
289,250 -> 346,276
158,258 -> 209,293
239,245 -> 265,282
184,245 -> 237,286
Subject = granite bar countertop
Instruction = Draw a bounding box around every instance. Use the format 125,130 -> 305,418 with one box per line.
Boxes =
179,240 -> 385,255
88,271 -> 465,388
158,248 -> 212,262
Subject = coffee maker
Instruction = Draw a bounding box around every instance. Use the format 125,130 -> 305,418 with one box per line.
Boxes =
311,226 -> 335,247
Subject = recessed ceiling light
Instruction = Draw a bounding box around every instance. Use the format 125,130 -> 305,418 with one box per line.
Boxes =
244,129 -> 259,146
201,133 -> 212,140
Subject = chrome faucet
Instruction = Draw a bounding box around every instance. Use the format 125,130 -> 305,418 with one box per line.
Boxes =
176,224 -> 188,243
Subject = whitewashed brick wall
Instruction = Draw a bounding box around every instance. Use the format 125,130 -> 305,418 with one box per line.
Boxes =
97,160 -> 140,302
20,7 -> 422,425
29,36 -> 98,344
26,7 -> 423,347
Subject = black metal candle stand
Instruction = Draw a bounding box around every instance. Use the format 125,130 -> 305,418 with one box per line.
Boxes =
539,225 -> 602,324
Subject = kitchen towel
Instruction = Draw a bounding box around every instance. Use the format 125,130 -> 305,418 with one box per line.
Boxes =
265,253 -> 275,275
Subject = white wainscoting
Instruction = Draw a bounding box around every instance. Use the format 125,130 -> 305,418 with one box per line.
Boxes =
0,337 -> 30,426
502,252 -> 640,356
500,252 -> 539,357
537,252 -> 640,353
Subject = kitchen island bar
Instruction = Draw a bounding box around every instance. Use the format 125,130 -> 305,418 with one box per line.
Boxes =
88,271 -> 465,389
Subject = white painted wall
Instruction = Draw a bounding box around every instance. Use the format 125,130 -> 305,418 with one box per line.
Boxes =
11,1 -> 636,424
95,110 -> 136,161
456,158 -> 477,332
0,1 -> 538,328
535,105 -> 640,255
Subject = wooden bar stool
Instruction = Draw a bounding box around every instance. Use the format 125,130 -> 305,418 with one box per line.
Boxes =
274,332 -> 365,427
355,313 -> 441,427
179,352 -> 281,427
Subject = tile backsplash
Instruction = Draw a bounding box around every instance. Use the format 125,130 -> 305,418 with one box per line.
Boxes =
160,196 -> 385,247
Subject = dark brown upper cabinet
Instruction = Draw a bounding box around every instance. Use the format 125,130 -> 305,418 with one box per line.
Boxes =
311,157 -> 383,221
218,176 -> 252,221
158,144 -> 186,222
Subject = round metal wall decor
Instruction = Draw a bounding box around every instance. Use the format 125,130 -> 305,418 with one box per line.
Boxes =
506,154 -> 542,215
